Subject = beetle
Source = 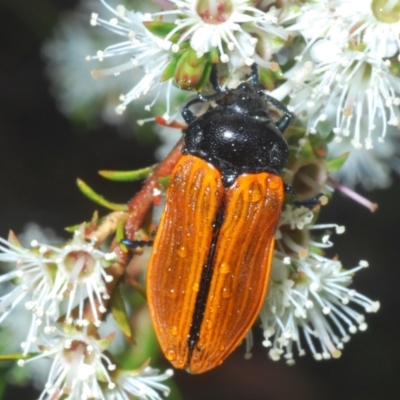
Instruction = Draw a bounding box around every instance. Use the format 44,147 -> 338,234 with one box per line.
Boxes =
125,66 -> 318,373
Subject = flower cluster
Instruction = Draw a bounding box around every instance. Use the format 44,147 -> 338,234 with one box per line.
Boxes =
86,0 -> 286,120
0,0 -> 392,397
0,227 -> 115,349
82,0 -> 400,188
261,205 -> 379,364
0,225 -> 172,399
277,0 -> 400,188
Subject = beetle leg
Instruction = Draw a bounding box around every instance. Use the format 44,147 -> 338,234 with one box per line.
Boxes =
182,97 -> 202,124
182,64 -> 223,124
121,239 -> 153,248
250,64 -> 292,133
198,91 -> 226,103
258,92 -> 293,133
284,184 -> 324,209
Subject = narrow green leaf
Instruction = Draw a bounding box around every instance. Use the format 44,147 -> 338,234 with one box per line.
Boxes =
0,353 -> 37,361
208,48 -> 220,63
65,222 -> 89,233
144,21 -> 178,39
110,288 -> 136,344
158,176 -> 170,190
161,57 -> 180,82
120,308 -> 159,369
326,152 -> 349,172
76,179 -> 128,211
116,220 -> 129,253
0,375 -> 6,399
195,61 -> 212,92
7,231 -> 22,247
99,165 -> 156,182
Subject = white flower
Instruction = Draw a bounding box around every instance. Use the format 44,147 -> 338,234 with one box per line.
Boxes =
277,0 -> 400,149
0,223 -> 61,386
0,302 -> 52,389
287,0 -> 400,58
274,43 -> 400,149
42,0 -> 142,126
328,128 -> 400,190
19,324 -> 172,400
89,1 -> 180,118
320,0 -> 400,58
262,254 -> 379,364
0,234 -> 60,355
152,0 -> 286,65
43,228 -> 116,327
260,205 -> 379,364
105,367 -> 173,400
19,326 -> 116,400
0,228 -> 116,354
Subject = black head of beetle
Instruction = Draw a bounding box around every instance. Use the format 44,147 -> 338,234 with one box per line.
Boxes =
181,73 -> 291,187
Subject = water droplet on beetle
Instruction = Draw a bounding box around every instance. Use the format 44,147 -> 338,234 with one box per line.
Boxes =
219,263 -> 230,274
177,246 -> 187,258
192,283 -> 199,292
166,348 -> 177,361
168,289 -> 177,299
268,176 -> 280,189
244,185 -> 262,202
222,287 -> 231,298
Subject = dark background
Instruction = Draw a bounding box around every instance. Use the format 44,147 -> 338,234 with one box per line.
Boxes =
0,1 -> 398,399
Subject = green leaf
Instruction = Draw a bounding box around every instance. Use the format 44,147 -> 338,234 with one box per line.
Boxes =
0,374 -> 6,399
299,138 -> 314,160
98,332 -> 117,351
99,165 -> 156,182
158,176 -> 170,190
76,179 -> 128,211
120,308 -> 159,369
326,152 -> 349,172
195,61 -> 212,92
258,65 -> 284,91
161,57 -> 180,82
208,48 -> 220,63
143,21 -> 177,38
65,221 -> 89,233
110,287 -> 136,344
258,67 -> 276,91
0,353 -> 37,361
7,231 -> 22,247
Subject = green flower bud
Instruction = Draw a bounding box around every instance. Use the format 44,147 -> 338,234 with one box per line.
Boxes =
175,48 -> 211,90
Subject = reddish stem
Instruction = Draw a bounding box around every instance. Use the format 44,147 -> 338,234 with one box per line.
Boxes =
124,138 -> 184,239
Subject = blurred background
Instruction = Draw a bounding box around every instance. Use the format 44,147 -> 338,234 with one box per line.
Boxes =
0,1 -> 399,399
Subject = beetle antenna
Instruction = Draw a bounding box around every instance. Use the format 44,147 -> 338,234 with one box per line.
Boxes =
250,64 -> 259,87
197,64 -> 226,103
210,64 -> 222,93
121,239 -> 153,248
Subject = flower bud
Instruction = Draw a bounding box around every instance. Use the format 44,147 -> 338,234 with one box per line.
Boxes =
175,48 -> 210,90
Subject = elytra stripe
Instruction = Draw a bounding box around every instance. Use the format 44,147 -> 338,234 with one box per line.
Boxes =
186,196 -> 225,363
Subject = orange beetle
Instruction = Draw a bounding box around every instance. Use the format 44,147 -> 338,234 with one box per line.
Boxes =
145,68 -> 293,373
